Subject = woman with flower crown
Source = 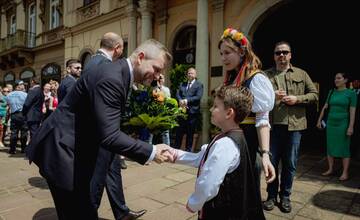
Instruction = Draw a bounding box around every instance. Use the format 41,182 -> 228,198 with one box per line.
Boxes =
218,27 -> 275,207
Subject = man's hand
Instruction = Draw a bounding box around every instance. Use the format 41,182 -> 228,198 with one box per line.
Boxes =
262,155 -> 276,183
154,144 -> 174,163
282,95 -> 298,105
275,90 -> 287,100
347,127 -> 354,136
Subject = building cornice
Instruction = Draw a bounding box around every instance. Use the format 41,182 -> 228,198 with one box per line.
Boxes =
63,7 -> 128,37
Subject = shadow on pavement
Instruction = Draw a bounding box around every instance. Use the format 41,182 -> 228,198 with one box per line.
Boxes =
312,190 -> 360,217
28,176 -> 49,189
33,208 -> 57,219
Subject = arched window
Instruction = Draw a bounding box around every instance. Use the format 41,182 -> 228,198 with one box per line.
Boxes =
41,63 -> 61,85
172,26 -> 196,65
4,71 -> 15,86
20,68 -> 35,90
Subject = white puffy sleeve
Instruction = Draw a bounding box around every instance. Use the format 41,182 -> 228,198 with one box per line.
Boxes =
249,74 -> 275,128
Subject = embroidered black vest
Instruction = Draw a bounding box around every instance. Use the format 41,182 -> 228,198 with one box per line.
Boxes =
200,130 -> 265,220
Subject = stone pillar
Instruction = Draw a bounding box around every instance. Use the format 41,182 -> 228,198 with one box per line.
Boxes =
210,0 -> 224,91
36,0 -> 43,46
195,0 -> 209,146
1,11 -> 7,38
157,9 -> 167,45
126,1 -> 137,54
16,2 -> 25,30
139,0 -> 154,42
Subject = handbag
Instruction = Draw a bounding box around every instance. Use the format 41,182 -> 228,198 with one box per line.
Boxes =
321,89 -> 334,128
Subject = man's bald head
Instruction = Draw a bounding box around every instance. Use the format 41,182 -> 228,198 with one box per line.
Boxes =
100,32 -> 124,60
100,32 -> 123,50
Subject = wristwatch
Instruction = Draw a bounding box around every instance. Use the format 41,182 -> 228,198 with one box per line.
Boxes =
260,149 -> 272,158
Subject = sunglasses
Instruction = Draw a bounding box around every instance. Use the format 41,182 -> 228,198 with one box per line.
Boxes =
73,66 -> 82,70
274,50 -> 290,56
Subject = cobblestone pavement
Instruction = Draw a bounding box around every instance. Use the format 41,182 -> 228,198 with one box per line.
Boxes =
0,145 -> 359,220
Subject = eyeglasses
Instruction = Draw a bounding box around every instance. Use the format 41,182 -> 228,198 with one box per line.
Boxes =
274,50 -> 290,56
73,66 -> 82,70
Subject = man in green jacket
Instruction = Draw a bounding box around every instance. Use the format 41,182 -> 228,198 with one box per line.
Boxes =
263,41 -> 318,213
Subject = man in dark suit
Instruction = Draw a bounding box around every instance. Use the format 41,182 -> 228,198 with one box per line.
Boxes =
57,59 -> 82,103
22,78 -> 44,139
86,32 -> 146,220
26,39 -> 173,220
175,67 -> 204,152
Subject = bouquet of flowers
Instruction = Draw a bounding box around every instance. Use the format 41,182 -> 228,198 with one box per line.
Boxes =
123,85 -> 186,135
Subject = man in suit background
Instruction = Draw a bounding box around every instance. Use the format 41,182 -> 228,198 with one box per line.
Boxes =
175,67 -> 204,152
87,32 -> 146,220
26,39 -> 173,220
57,59 -> 82,103
22,78 -> 44,140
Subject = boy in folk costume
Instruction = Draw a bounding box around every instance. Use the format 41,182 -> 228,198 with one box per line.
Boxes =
168,85 -> 265,220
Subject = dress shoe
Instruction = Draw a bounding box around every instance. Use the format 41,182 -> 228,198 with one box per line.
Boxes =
120,158 -> 127,169
8,150 -> 15,154
122,209 -> 147,220
279,198 -> 292,213
263,198 -> 276,211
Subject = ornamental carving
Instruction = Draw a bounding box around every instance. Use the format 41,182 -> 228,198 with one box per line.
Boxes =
76,1 -> 100,23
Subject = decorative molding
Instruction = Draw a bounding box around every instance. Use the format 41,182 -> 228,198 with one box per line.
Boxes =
76,0 -> 100,23
138,0 -> 154,15
211,0 -> 224,12
39,0 -> 45,24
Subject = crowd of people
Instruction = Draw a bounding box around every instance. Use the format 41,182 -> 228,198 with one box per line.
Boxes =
0,27 -> 357,220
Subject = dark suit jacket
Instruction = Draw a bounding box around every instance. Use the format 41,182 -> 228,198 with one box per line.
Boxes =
27,58 -> 153,191
22,86 -> 44,122
176,80 -> 204,114
57,74 -> 76,103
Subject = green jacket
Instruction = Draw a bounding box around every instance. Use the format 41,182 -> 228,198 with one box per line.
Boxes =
265,66 -> 318,131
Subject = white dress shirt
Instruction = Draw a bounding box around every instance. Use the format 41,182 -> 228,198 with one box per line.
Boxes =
174,137 -> 240,212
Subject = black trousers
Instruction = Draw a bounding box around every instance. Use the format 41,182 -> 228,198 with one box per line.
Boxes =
175,113 -> 199,151
47,181 -> 98,220
90,148 -> 129,220
27,121 -> 40,139
9,112 -> 28,152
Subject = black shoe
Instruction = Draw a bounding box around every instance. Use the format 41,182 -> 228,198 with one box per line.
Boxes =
122,209 -> 147,220
8,150 -> 16,154
263,198 -> 276,211
120,158 -> 127,169
279,198 -> 292,213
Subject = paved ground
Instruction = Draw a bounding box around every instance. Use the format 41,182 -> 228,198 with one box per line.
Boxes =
0,145 -> 360,220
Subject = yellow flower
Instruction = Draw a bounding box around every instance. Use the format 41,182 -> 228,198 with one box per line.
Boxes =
223,28 -> 230,37
234,32 -> 243,41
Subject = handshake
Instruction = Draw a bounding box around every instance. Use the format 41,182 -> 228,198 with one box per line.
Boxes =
153,144 -> 178,163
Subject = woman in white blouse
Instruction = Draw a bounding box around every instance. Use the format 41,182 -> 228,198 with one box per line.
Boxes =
218,28 -> 275,190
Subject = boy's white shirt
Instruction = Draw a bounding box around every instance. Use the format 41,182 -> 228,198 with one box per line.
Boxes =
174,136 -> 240,212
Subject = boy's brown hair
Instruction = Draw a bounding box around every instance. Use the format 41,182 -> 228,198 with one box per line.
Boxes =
215,85 -> 253,124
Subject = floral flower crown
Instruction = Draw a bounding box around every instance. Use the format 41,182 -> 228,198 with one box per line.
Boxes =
220,28 -> 248,47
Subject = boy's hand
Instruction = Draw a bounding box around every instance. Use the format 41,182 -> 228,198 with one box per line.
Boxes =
262,155 -> 276,183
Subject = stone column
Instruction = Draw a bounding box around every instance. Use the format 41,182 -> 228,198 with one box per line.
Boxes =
157,8 -> 167,45
126,1 -> 137,54
36,0 -> 43,46
139,0 -> 154,42
16,2 -> 25,30
195,0 -> 209,146
1,11 -> 7,38
210,0 -> 224,91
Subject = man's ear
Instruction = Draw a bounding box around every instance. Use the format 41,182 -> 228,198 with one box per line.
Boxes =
137,52 -> 145,64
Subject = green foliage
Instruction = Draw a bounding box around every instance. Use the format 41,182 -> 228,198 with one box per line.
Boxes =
169,64 -> 194,98
123,85 -> 187,135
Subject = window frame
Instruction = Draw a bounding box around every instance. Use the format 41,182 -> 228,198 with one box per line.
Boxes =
49,0 -> 60,30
